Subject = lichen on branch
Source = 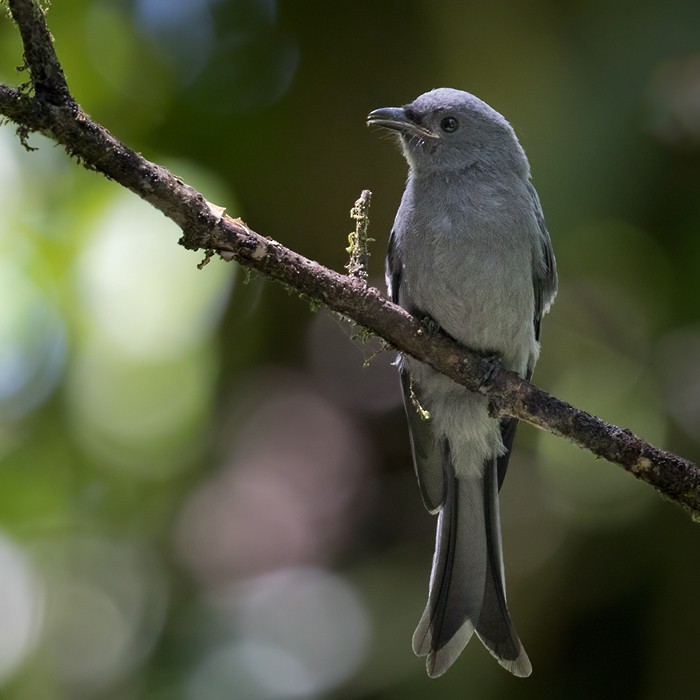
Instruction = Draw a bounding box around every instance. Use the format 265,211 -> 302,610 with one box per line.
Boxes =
346,189 -> 373,284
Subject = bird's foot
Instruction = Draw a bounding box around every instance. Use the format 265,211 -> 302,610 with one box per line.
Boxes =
477,350 -> 502,387
416,311 -> 441,336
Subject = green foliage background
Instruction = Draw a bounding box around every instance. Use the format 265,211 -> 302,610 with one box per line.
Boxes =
1,1 -> 700,698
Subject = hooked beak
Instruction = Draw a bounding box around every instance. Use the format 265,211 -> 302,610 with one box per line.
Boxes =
366,107 -> 438,139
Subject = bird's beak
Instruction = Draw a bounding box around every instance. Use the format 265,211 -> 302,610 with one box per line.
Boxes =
366,107 -> 437,138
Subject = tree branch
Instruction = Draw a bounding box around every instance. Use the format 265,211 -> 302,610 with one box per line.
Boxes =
2,0 -> 699,518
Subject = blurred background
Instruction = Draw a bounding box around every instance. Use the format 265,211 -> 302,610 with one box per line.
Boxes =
1,0 -> 700,698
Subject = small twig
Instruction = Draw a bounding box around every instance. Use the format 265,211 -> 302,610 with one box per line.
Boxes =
345,189 -> 373,284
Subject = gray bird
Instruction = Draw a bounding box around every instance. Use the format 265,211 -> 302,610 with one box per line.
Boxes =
367,88 -> 557,678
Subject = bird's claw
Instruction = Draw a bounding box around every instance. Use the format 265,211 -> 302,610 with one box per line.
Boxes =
418,313 -> 441,336
479,351 -> 502,387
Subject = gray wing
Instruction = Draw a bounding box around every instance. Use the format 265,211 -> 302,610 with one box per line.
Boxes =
496,185 -> 557,488
387,229 -> 446,513
527,182 -> 558,343
399,369 -> 446,512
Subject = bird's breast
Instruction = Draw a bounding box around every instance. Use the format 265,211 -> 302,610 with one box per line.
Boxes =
394,185 -> 537,372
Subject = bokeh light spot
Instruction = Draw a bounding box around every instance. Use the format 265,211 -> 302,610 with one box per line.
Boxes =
75,192 -> 232,361
0,261 -> 67,421
0,533 -> 44,682
189,567 -> 370,699
36,534 -> 167,693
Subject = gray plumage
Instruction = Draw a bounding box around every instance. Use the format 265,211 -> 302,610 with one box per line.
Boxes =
367,88 -> 557,678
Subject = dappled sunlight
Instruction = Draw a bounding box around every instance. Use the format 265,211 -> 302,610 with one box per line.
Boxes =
175,370 -> 375,581
0,260 -> 67,422
175,374 -> 375,696
66,339 -> 217,478
63,187 -> 233,477
74,192 -> 232,361
32,533 -> 168,694
186,567 -> 370,699
0,131 -> 22,213
0,132 -> 69,424
0,533 -> 43,683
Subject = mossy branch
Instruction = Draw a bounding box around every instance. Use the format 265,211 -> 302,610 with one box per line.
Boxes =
1,0 -> 700,519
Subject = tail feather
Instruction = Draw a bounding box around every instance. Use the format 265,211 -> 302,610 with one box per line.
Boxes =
412,450 -> 530,677
475,457 -> 531,677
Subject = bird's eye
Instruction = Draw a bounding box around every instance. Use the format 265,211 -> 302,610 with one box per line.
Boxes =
440,116 -> 459,133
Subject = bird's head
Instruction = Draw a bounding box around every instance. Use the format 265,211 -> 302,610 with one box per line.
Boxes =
367,87 -> 528,177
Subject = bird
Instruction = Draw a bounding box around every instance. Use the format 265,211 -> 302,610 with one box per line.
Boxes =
367,88 -> 557,678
